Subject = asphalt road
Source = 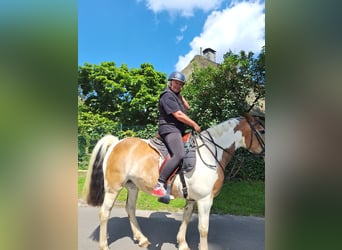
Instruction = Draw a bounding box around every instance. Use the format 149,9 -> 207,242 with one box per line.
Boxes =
78,203 -> 264,250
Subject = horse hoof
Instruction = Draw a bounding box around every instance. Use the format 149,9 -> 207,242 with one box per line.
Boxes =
139,239 -> 151,248
178,243 -> 190,250
179,247 -> 190,250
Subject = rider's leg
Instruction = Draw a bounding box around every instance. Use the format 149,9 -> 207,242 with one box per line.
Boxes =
152,132 -> 184,196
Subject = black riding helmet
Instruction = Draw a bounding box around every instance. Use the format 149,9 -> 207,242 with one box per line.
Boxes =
168,71 -> 185,84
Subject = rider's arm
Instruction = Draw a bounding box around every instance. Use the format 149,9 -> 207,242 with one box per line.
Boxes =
172,110 -> 201,132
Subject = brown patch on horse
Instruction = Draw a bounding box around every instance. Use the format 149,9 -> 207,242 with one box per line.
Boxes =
240,113 -> 265,154
105,137 -> 160,193
244,112 -> 254,123
212,144 -> 235,197
233,115 -> 256,150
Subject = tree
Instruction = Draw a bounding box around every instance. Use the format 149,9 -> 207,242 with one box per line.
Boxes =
78,62 -> 123,117
120,63 -> 166,126
182,48 -> 265,128
78,62 -> 166,127
78,98 -> 120,168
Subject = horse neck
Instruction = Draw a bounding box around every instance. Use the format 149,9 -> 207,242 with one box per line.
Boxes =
206,118 -> 245,152
208,116 -> 239,141
194,119 -> 242,171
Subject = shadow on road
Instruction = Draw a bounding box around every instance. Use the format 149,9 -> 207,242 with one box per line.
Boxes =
89,211 -> 199,249
87,210 -> 264,250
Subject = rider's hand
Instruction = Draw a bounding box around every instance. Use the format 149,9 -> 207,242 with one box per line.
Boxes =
193,123 -> 201,133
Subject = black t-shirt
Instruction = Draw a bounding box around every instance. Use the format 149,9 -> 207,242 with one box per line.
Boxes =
158,88 -> 187,135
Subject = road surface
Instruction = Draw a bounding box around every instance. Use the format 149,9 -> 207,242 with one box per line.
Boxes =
78,203 -> 264,250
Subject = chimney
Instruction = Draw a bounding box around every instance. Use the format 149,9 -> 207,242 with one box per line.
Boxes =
202,48 -> 216,62
200,47 -> 203,56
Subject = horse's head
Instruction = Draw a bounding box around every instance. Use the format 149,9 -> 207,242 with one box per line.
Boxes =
236,113 -> 265,157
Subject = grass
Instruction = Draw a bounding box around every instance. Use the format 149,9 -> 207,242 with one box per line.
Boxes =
211,181 -> 265,216
78,174 -> 264,217
78,174 -> 186,212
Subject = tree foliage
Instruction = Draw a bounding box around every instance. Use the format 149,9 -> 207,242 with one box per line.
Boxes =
78,62 -> 166,168
182,47 -> 265,128
78,62 -> 166,126
78,99 -> 120,169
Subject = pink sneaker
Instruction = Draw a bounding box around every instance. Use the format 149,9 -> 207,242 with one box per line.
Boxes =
152,183 -> 166,197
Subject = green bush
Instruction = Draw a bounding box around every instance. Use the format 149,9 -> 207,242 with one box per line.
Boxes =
225,149 -> 264,181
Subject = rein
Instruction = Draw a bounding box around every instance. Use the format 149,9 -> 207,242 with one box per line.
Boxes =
193,130 -> 232,174
193,116 -> 265,173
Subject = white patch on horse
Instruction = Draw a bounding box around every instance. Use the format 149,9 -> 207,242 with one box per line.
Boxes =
235,130 -> 247,148
201,118 -> 241,164
103,138 -> 121,189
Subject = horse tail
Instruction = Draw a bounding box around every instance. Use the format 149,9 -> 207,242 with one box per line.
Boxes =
82,134 -> 120,206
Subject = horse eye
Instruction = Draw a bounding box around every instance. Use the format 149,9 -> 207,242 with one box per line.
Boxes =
259,130 -> 265,135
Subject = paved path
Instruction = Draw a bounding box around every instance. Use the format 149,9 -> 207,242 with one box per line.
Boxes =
78,204 -> 264,250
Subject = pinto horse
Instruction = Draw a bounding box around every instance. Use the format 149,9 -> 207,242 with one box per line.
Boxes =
83,113 -> 265,250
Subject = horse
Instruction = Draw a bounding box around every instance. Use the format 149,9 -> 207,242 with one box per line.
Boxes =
83,113 -> 265,250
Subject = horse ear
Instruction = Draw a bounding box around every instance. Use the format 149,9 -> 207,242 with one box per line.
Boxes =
243,112 -> 254,123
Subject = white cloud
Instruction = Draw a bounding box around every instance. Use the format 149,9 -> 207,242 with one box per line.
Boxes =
175,0 -> 265,71
143,0 -> 223,16
180,25 -> 188,33
175,25 -> 188,43
176,35 -> 184,43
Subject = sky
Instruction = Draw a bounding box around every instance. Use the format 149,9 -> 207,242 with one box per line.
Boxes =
78,0 -> 265,75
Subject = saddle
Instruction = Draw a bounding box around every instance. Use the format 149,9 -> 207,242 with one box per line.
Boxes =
148,132 -> 196,203
149,132 -> 196,175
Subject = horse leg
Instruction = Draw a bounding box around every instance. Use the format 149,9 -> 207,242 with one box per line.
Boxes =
177,199 -> 195,250
125,182 -> 150,248
196,196 -> 213,250
99,191 -> 118,250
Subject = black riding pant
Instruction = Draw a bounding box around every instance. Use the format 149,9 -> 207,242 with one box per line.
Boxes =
158,132 -> 185,183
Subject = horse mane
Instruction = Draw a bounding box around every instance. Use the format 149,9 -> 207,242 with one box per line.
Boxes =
205,116 -> 241,138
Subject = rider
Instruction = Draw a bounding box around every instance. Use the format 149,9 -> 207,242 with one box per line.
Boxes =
152,71 -> 201,197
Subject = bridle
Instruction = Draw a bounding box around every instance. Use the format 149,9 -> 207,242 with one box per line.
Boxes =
194,116 -> 265,172
245,116 -> 265,157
